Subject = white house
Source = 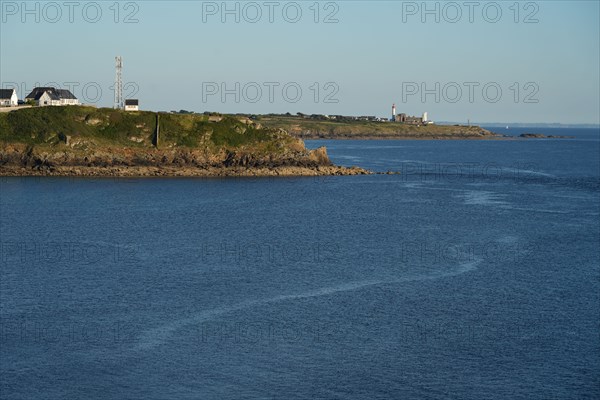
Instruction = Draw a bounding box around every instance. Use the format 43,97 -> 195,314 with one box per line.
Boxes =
25,87 -> 80,106
55,89 -> 79,105
0,89 -> 18,107
124,99 -> 139,111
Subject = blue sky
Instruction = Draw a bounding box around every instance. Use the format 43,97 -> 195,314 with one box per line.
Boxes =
1,0 -> 599,123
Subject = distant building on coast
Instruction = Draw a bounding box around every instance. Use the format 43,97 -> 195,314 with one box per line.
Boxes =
391,104 -> 433,125
124,99 -> 139,111
399,114 -> 423,125
25,87 -> 79,106
0,89 -> 18,107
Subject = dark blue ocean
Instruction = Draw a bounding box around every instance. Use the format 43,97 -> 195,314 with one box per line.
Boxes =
1,128 -> 599,399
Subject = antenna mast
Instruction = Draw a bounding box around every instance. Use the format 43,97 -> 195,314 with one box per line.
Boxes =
114,56 -> 123,109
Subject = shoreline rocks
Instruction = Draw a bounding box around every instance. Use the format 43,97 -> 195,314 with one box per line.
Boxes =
0,143 -> 371,177
519,133 -> 575,139
0,165 -> 371,177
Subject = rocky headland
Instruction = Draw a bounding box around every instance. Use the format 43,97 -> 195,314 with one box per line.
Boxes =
256,115 -> 499,140
0,107 -> 370,177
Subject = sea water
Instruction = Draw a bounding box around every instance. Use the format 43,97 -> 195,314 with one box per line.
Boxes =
1,128 -> 598,399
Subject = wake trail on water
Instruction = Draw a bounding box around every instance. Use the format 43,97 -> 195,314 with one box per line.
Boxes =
133,258 -> 482,352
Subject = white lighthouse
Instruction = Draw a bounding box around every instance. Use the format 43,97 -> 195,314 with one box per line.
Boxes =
392,103 -> 397,121
422,112 -> 428,123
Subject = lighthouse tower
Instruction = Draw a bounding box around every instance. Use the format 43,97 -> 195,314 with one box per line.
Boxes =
392,104 -> 397,122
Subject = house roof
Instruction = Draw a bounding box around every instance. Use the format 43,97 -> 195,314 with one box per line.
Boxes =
0,89 -> 15,100
25,87 -> 54,100
125,99 -> 139,105
25,87 -> 77,101
55,89 -> 77,99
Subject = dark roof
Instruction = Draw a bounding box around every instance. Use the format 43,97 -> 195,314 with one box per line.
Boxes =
25,87 -> 54,100
55,89 -> 77,99
0,89 -> 15,99
25,87 -> 77,101
125,99 -> 139,105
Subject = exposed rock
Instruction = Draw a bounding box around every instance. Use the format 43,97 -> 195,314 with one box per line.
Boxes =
308,147 -> 331,165
0,143 -> 370,177
85,118 -> 103,126
519,133 -> 546,138
519,133 -> 575,139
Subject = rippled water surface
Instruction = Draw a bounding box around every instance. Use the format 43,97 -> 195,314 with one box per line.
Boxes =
1,128 -> 598,399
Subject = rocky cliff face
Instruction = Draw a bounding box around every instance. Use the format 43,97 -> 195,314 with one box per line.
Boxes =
0,143 -> 332,169
0,143 -> 367,177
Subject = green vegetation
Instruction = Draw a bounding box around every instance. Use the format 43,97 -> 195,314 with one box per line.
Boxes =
206,117 -> 272,147
0,106 -> 291,150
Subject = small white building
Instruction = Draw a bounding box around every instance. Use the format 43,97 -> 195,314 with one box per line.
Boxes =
422,112 -> 434,125
25,87 -> 80,106
124,99 -> 139,111
0,89 -> 18,107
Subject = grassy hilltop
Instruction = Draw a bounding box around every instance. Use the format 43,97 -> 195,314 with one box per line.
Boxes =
0,106 -> 292,151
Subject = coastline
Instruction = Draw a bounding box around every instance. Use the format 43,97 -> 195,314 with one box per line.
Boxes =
0,140 -> 372,177
0,107 -> 567,179
298,134 -> 505,140
0,165 -> 371,177
0,107 -> 375,177
255,115 -> 500,140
